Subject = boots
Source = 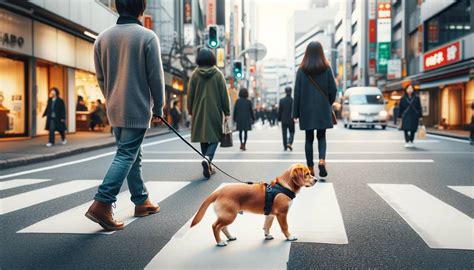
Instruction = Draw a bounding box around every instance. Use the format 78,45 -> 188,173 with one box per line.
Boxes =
240,143 -> 245,150
134,198 -> 160,217
308,166 -> 315,176
85,200 -> 124,231
318,160 -> 328,177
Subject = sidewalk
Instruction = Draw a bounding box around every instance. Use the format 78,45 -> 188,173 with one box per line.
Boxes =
387,123 -> 470,140
0,126 -> 176,170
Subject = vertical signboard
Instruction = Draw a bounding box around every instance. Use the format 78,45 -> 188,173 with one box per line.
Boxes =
376,1 -> 391,73
368,0 -> 377,76
207,0 -> 216,26
183,0 -> 194,47
143,15 -> 152,30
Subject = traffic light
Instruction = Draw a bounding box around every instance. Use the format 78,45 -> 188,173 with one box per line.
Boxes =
233,60 -> 243,79
208,25 -> 219,49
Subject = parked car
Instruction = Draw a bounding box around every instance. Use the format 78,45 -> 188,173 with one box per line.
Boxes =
341,87 -> 388,129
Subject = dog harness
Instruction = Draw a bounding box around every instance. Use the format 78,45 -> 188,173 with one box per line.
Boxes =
264,182 -> 296,215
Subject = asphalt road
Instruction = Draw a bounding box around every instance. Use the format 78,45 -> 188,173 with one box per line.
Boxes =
1,123 -> 473,269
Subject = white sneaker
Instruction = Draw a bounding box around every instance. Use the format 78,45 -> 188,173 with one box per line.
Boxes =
61,139 -> 68,145
409,142 -> 415,148
404,143 -> 410,148
46,143 -> 53,147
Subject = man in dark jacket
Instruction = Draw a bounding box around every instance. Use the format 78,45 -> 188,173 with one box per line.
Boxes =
279,87 -> 295,151
398,84 -> 422,148
43,87 -> 67,147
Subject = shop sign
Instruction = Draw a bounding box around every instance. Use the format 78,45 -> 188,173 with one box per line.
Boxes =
207,0 -> 216,26
183,0 -> 192,24
143,15 -> 152,30
0,32 -> 24,48
0,8 -> 32,55
419,92 -> 429,116
387,59 -> 401,80
377,42 -> 390,73
183,24 -> 195,47
216,48 -> 225,68
423,41 -> 461,71
376,1 -> 391,74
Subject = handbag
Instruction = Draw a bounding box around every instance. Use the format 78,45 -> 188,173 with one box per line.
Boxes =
305,73 -> 337,125
417,124 -> 426,139
220,119 -> 233,148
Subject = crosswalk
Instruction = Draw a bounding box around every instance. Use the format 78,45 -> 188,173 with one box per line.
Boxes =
1,178 -> 473,268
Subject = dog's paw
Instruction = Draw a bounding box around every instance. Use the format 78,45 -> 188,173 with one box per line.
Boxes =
264,234 -> 274,240
227,236 -> 237,241
286,236 -> 298,241
216,241 -> 228,247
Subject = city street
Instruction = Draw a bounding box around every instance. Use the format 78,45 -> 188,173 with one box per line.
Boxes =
1,124 -> 473,269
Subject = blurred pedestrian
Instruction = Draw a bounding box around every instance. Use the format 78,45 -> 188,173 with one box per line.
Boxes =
398,84 -> 422,148
171,100 -> 181,130
76,95 -> 88,112
279,86 -> 295,151
293,41 -> 337,177
266,107 -> 273,126
233,88 -> 255,151
86,0 -> 165,231
392,102 -> 399,125
90,99 -> 106,131
271,105 -> 278,126
43,87 -> 67,147
188,48 -> 230,178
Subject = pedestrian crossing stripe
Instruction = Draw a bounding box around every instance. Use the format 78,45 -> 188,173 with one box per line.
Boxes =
145,182 -> 348,269
447,186 -> 474,199
0,180 -> 102,215
0,179 -> 52,191
369,184 -> 474,250
18,181 -> 190,234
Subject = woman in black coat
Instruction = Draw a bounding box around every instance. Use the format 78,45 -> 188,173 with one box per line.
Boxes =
293,41 -> 337,177
398,84 -> 422,148
233,88 -> 255,151
43,87 -> 67,147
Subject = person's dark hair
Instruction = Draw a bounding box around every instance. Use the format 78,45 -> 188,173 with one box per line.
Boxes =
404,83 -> 414,96
51,87 -> 60,97
97,99 -> 102,104
285,86 -> 292,95
239,88 -> 249,99
300,41 -> 330,76
78,95 -> 84,101
173,100 -> 179,107
115,0 -> 146,18
196,48 -> 216,67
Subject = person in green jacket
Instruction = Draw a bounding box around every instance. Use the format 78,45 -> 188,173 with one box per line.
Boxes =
187,48 -> 231,178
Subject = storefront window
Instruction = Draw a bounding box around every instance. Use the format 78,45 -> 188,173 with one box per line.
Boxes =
75,70 -> 104,111
0,56 -> 26,136
424,0 -> 472,51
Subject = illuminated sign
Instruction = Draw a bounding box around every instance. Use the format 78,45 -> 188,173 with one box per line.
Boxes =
143,15 -> 152,30
376,1 -> 391,73
423,41 -> 461,71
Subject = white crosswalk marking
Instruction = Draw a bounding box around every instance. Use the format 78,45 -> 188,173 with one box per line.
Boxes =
369,184 -> 474,250
143,159 -> 434,163
448,186 -> 474,199
18,181 -> 189,234
0,180 -> 102,215
0,179 -> 52,191
145,182 -> 347,269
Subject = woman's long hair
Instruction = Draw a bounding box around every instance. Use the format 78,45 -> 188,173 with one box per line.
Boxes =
300,41 -> 330,76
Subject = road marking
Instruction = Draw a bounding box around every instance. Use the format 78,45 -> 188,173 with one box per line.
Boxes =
241,140 -> 440,143
143,159 -> 435,163
0,134 -> 191,180
426,133 -> 470,144
143,151 -> 473,155
0,179 -> 52,191
145,182 -> 348,269
0,180 -> 102,215
448,186 -> 474,199
369,184 -> 474,250
18,181 -> 189,234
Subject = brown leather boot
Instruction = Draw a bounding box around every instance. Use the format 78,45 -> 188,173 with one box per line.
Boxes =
240,143 -> 244,150
308,166 -> 315,176
134,198 -> 160,217
85,200 -> 124,231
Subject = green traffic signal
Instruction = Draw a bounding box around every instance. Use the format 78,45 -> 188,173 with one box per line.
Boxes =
208,25 -> 219,49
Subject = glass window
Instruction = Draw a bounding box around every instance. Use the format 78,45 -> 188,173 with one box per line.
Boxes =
350,94 -> 384,105
0,57 -> 26,136
75,70 -> 105,112
424,0 -> 472,51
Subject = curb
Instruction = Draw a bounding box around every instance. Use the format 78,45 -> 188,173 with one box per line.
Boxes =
0,129 -> 173,171
387,124 -> 469,141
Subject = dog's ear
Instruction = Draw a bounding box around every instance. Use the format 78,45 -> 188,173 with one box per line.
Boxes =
290,164 -> 306,187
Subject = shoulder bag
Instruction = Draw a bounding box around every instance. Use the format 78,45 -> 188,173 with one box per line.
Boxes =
305,73 -> 337,125
220,118 -> 233,147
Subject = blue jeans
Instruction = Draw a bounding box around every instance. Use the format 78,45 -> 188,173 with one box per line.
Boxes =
94,127 -> 148,205
200,142 -> 219,161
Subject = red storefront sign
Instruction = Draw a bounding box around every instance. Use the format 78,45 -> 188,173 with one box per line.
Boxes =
207,0 -> 216,26
423,41 -> 461,71
143,15 -> 152,30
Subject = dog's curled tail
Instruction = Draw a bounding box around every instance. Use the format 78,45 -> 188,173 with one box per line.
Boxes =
191,192 -> 218,227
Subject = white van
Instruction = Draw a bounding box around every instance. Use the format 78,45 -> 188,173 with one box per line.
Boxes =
341,87 -> 388,129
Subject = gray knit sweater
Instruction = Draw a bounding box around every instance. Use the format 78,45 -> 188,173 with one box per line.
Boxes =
94,22 -> 165,129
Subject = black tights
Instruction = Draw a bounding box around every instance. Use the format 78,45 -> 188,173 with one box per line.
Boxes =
305,129 -> 326,167
404,130 -> 415,143
239,130 -> 248,144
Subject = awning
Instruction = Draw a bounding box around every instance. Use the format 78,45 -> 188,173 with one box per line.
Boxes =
419,75 -> 470,89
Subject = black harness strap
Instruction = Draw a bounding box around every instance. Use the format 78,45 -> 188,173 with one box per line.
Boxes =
264,182 -> 296,215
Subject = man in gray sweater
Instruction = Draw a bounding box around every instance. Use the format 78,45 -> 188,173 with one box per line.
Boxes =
85,0 -> 165,231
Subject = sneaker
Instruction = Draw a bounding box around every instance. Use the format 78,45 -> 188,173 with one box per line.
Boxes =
61,139 -> 68,145
404,143 -> 410,148
318,163 -> 328,178
201,160 -> 211,178
46,143 -> 53,147
287,144 -> 293,151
